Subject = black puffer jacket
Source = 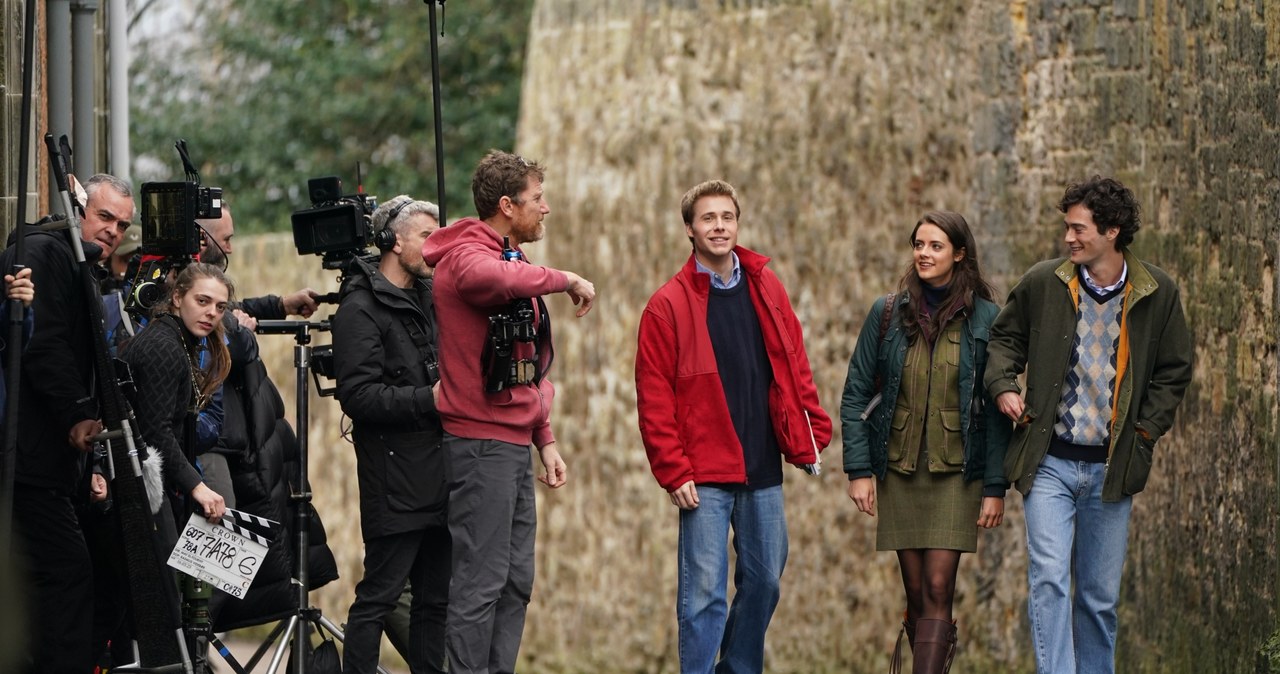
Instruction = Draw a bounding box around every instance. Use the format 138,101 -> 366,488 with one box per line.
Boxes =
332,260 -> 446,541
211,315 -> 338,629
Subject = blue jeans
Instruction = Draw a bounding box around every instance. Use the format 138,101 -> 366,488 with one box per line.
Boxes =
1023,454 -> 1133,674
678,485 -> 788,674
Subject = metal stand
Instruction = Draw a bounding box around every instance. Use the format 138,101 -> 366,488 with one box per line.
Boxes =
245,319 -> 389,674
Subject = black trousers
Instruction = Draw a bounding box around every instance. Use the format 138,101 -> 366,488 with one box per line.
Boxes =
343,526 -> 451,674
12,484 -> 95,674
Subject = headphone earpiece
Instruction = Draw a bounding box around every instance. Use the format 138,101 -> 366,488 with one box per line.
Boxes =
375,199 -> 411,252
374,226 -> 398,252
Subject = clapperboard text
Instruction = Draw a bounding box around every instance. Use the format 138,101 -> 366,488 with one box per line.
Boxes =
166,508 -> 279,599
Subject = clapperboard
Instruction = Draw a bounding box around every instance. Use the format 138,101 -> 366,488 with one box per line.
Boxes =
166,508 -> 279,600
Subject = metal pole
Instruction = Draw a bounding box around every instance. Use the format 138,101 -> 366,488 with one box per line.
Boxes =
292,332 -> 312,674
107,0 -> 131,179
426,0 -> 446,224
3,0 -> 42,566
71,0 -> 100,174
47,0 -> 73,201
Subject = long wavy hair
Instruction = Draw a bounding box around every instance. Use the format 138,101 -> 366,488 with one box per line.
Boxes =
162,262 -> 235,406
897,211 -> 995,344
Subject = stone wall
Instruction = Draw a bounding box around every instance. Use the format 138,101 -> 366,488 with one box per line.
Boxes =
2,0 -> 1276,671
512,0 -> 1280,670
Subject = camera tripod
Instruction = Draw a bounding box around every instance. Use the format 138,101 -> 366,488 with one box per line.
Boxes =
234,319 -> 390,674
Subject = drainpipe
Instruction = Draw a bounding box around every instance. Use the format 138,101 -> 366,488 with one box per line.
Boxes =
71,0 -> 100,174
47,0 -> 72,198
107,0 -> 130,180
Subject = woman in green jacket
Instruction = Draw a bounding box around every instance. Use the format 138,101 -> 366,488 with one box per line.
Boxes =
840,211 -> 1010,674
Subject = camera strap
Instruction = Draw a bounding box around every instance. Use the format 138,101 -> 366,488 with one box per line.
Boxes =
532,296 -> 553,385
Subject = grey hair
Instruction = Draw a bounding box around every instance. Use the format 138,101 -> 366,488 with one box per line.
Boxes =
83,173 -> 133,200
372,195 -> 441,235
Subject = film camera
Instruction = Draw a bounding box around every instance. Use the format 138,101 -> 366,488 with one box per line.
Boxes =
290,176 -> 378,269
127,140 -> 223,316
127,181 -> 222,315
138,181 -> 223,257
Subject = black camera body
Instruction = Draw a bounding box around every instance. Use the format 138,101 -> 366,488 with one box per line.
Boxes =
291,176 -> 377,269
482,239 -> 550,393
127,179 -> 221,318
139,181 -> 223,257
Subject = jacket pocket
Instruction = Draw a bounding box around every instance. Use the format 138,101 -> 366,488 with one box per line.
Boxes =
886,406 -> 912,462
1121,432 -> 1156,495
383,430 -> 447,513
938,408 -> 965,467
944,330 -> 962,366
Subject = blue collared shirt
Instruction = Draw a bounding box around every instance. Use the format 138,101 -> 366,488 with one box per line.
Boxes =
694,252 -> 742,290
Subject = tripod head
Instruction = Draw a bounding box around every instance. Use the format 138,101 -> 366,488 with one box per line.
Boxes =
255,318 -> 330,339
255,319 -> 337,397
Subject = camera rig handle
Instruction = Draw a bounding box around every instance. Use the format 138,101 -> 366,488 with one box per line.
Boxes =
175,138 -> 201,183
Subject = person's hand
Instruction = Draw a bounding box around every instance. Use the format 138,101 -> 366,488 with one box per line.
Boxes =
996,391 -> 1026,423
562,272 -> 595,318
89,473 -> 108,503
537,443 -> 567,488
669,480 -> 699,510
232,308 -> 257,331
190,482 -> 226,523
847,477 -> 876,516
4,267 -> 34,307
282,288 -> 320,318
68,418 -> 102,453
978,496 -> 1005,528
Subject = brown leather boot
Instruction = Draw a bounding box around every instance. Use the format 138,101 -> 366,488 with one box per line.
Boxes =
912,618 -> 957,674
889,611 -> 916,674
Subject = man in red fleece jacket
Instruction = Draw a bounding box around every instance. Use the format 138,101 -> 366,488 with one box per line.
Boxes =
635,179 -> 832,673
422,150 -> 595,674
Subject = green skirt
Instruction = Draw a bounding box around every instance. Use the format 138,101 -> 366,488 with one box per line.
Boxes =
876,443 -> 982,552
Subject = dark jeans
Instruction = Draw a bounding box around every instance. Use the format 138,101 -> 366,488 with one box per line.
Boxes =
343,527 -> 451,674
12,484 -> 95,674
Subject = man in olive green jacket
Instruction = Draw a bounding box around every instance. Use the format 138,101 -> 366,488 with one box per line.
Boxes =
985,176 -> 1193,674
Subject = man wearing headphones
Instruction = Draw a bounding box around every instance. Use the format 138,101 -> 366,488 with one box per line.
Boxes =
332,196 -> 451,674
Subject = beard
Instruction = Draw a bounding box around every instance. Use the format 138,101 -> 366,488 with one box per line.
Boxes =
513,219 -> 545,245
201,245 -> 227,269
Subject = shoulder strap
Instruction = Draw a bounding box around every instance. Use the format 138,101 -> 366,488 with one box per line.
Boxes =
871,292 -> 896,395
878,292 -> 896,344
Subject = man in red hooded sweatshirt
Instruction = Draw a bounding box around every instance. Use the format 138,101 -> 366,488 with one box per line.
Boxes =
422,150 -> 595,674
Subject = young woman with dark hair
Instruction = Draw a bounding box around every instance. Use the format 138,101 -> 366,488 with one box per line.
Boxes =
123,262 -> 234,523
840,211 -> 1011,673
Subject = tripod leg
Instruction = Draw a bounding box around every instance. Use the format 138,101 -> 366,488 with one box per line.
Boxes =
265,615 -> 299,674
241,618 -> 288,672
314,613 -> 346,641
207,634 -> 249,674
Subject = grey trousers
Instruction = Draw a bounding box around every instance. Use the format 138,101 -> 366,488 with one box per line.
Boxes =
444,434 -> 537,674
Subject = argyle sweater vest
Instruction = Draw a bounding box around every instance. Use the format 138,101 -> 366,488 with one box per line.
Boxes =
1053,284 -> 1124,447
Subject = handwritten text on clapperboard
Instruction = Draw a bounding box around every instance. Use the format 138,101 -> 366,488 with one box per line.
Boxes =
166,509 -> 275,599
